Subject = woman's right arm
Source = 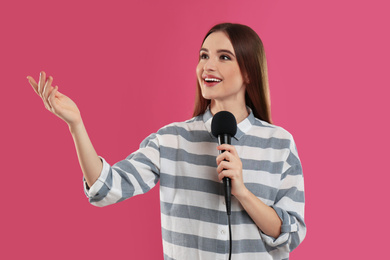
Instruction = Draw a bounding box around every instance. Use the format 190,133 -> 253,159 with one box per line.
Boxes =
27,71 -> 102,187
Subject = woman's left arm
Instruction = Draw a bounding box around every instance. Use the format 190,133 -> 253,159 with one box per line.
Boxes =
216,144 -> 282,238
217,141 -> 306,251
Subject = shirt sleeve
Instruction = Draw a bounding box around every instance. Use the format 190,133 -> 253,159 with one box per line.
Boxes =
260,135 -> 306,251
83,133 -> 161,207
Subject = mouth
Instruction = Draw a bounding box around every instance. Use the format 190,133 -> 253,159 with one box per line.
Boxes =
202,76 -> 222,87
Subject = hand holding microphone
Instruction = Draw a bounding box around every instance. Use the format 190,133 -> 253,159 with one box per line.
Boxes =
212,111 -> 246,215
216,144 -> 246,198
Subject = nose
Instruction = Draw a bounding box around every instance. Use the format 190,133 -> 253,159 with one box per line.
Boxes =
203,57 -> 216,71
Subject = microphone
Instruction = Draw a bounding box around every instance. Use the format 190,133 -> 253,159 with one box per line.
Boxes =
211,111 -> 237,216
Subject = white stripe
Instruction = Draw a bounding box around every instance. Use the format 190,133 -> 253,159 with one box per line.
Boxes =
275,196 -> 305,216
280,174 -> 304,191
159,134 -> 218,156
162,240 -> 227,260
250,124 -> 292,140
160,186 -> 226,211
160,158 -> 218,180
162,239 -> 278,260
243,169 -> 282,189
237,145 -> 290,163
161,214 -> 263,240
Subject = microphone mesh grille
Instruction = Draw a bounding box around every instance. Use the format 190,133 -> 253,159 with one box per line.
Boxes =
211,111 -> 237,137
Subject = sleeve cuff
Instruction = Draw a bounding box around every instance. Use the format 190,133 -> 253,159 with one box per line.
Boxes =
83,156 -> 111,199
259,205 -> 299,247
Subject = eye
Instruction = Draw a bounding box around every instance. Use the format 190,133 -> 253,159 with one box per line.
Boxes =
200,53 -> 209,59
220,54 -> 231,61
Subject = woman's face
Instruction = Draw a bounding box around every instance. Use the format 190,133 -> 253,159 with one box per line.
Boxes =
196,31 -> 246,105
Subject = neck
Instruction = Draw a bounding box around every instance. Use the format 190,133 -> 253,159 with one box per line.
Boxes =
210,100 -> 249,123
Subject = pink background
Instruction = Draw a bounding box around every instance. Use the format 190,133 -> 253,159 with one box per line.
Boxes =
1,0 -> 389,259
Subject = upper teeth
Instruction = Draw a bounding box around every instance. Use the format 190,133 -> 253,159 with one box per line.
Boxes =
205,78 -> 221,82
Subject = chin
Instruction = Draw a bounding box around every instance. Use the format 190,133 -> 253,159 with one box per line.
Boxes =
201,90 -> 216,101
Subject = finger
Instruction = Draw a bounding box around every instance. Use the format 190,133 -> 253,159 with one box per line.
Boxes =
43,76 -> 53,100
217,161 -> 230,173
217,144 -> 233,151
216,151 -> 232,165
48,86 -> 58,111
218,170 -> 235,181
38,71 -> 46,95
27,76 -> 39,95
41,76 -> 53,110
217,144 -> 238,156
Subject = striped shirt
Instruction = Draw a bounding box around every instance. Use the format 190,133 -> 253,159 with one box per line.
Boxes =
84,108 -> 306,260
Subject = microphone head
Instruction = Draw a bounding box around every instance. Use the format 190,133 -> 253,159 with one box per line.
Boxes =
211,111 -> 237,137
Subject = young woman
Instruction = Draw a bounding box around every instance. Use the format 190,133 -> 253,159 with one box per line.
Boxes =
28,23 -> 306,260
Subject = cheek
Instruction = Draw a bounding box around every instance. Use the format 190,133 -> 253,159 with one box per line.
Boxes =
196,62 -> 203,77
226,67 -> 244,84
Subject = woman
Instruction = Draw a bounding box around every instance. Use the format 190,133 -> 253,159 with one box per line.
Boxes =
28,23 -> 306,260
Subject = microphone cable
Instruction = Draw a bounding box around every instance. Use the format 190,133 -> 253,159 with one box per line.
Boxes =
223,177 -> 232,260
228,213 -> 232,260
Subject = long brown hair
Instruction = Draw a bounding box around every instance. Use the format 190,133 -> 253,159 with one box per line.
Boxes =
193,23 -> 272,124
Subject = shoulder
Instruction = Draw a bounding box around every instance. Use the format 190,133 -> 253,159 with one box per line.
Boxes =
250,117 -> 295,141
247,118 -> 301,163
156,115 -> 205,135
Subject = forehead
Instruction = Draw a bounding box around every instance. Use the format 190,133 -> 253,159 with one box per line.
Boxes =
202,31 -> 235,53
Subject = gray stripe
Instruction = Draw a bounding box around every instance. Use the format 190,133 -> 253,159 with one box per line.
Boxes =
253,118 -> 274,128
161,202 -> 254,225
161,227 -> 268,254
242,158 -> 284,174
275,186 -> 305,203
89,167 -> 113,203
233,136 -> 291,150
272,206 -> 292,233
191,116 -> 203,122
160,173 -> 222,196
163,254 -> 175,260
289,230 -> 302,252
113,156 -> 159,198
142,140 -> 159,151
139,133 -> 158,148
130,152 -> 160,177
158,125 -> 292,150
160,146 -> 216,167
160,146 -> 284,174
160,173 -> 278,201
272,205 -> 305,244
281,163 -> 302,180
286,149 -> 301,167
158,126 -> 213,143
245,183 -> 278,201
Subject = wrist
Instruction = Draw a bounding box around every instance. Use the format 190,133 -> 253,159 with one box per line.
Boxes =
68,119 -> 84,135
234,186 -> 250,202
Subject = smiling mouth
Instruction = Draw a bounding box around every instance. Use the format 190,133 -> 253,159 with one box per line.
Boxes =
204,78 -> 222,83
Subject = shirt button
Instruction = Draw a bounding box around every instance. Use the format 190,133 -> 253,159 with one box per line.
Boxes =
221,230 -> 225,235
223,201 -> 226,205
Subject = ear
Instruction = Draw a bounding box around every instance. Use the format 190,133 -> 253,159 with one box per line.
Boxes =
244,72 -> 250,84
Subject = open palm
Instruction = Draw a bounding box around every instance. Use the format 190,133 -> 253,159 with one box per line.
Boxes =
27,71 -> 81,126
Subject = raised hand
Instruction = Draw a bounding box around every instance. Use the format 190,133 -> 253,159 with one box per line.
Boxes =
27,71 -> 82,127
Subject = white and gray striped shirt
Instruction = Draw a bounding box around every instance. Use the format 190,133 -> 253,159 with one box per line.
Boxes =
84,108 -> 306,260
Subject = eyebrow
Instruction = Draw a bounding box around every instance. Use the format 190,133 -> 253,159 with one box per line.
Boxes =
200,48 -> 236,57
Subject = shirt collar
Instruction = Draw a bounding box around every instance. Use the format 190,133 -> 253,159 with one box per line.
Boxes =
203,106 -> 255,140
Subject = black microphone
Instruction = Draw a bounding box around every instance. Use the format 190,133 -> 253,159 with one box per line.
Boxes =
211,111 -> 237,216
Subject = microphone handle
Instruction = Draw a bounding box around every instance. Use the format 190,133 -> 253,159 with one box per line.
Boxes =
218,134 -> 232,216
223,177 -> 231,215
